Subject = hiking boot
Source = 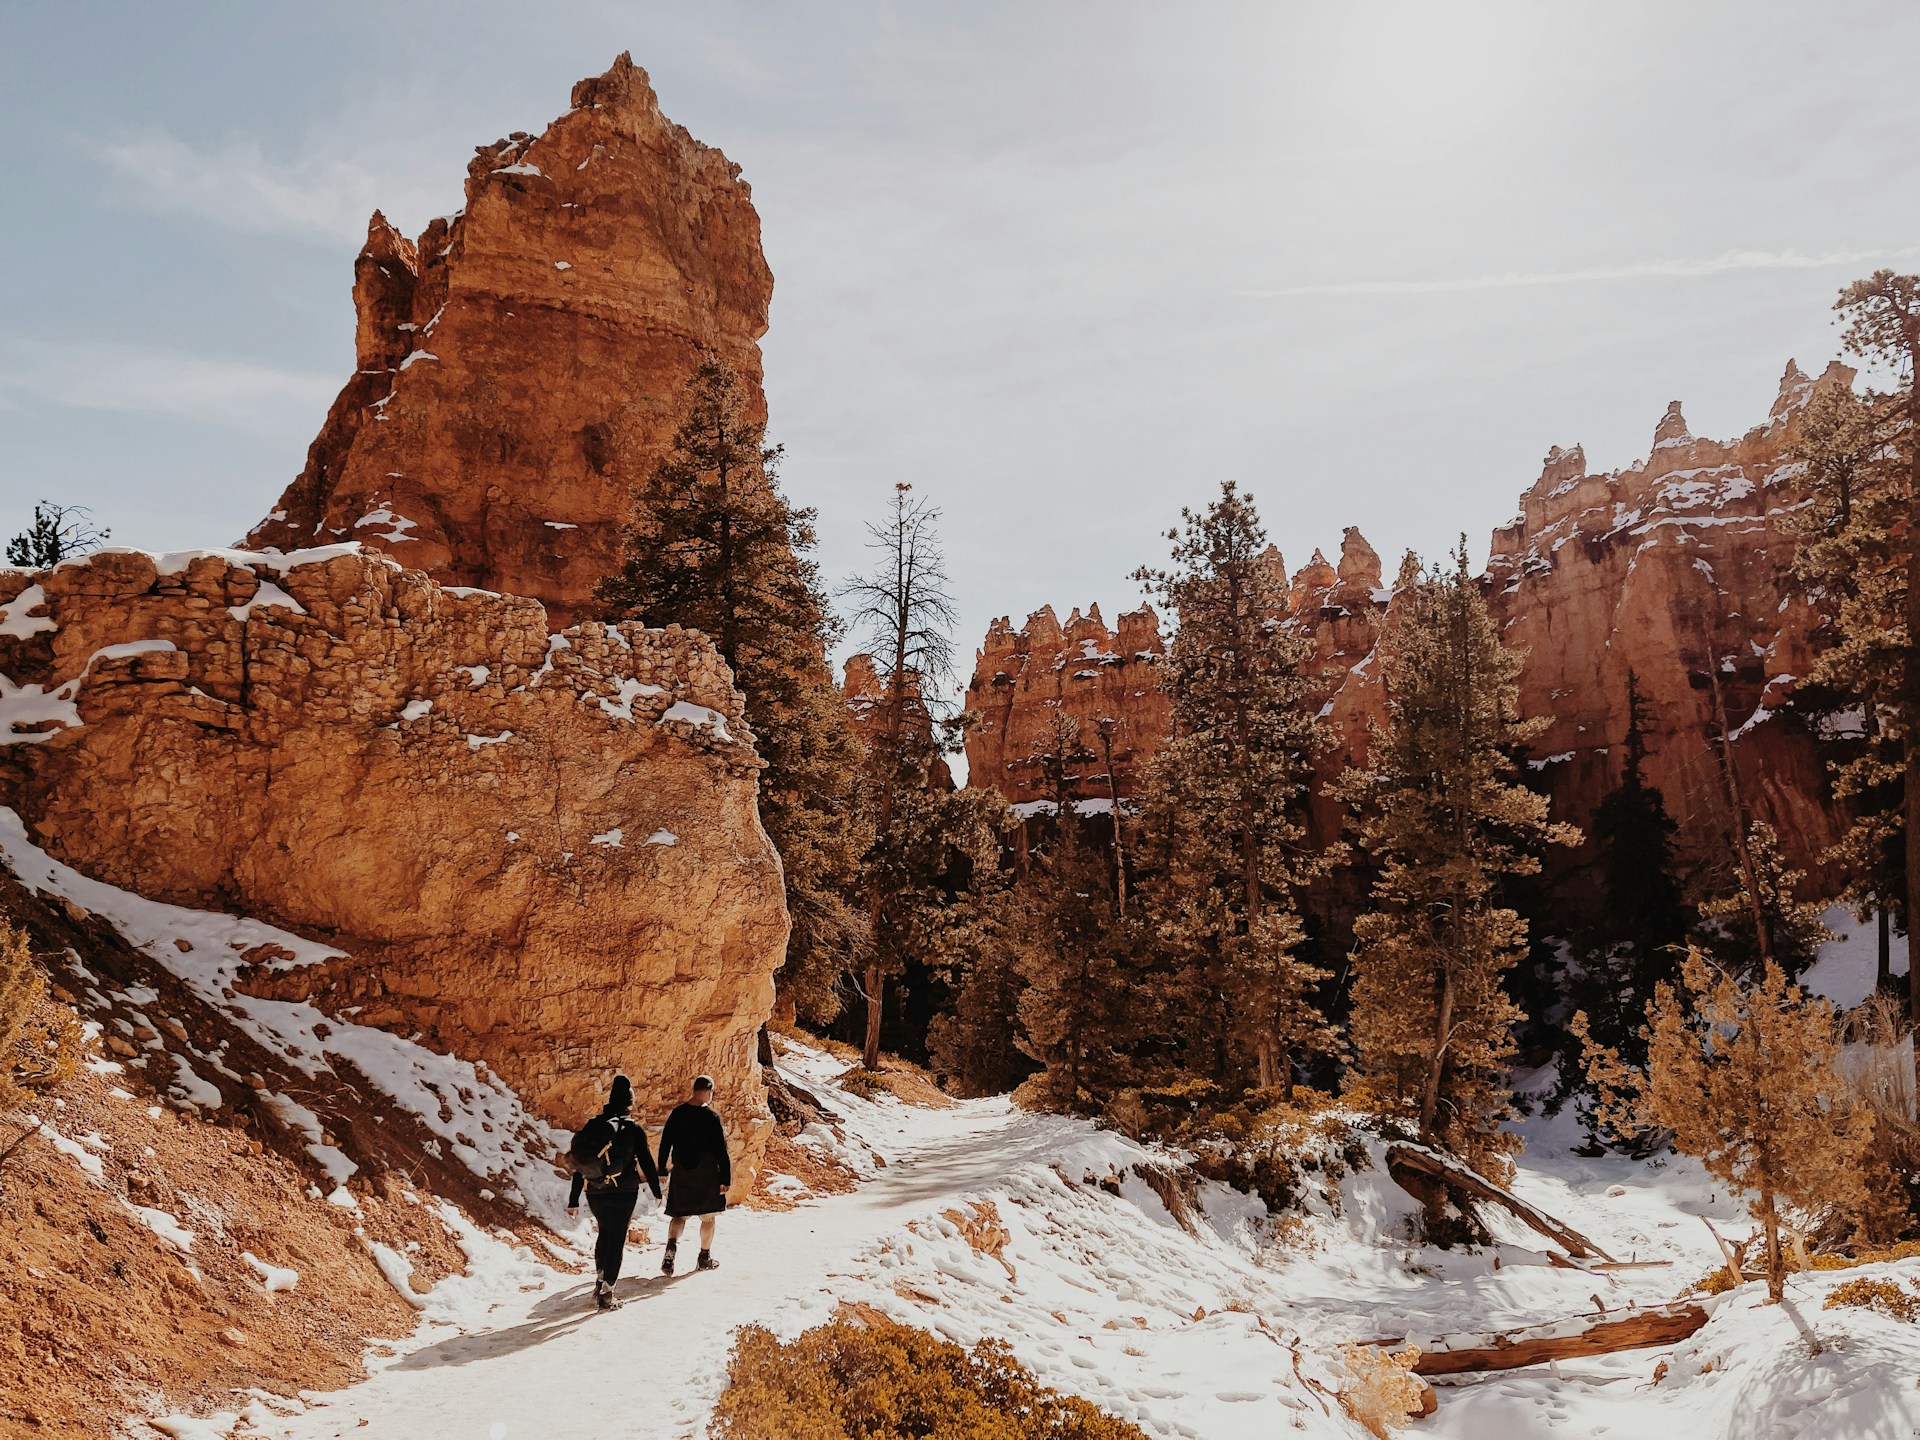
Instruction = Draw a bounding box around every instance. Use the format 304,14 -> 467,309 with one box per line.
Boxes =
697,1251 -> 718,1272
594,1279 -> 620,1312
661,1241 -> 677,1275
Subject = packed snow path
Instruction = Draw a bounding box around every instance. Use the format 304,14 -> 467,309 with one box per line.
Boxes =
221,1040 -> 1920,1440
258,1085 -> 1072,1440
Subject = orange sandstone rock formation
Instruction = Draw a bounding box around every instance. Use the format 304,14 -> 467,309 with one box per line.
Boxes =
964,362 -> 1852,879
1479,359 -> 1851,879
245,53 -> 774,627
0,546 -> 787,1185
964,604 -> 1167,809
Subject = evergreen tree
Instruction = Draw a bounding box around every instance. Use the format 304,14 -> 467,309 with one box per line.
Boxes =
1785,378 -> 1908,989
597,361 -> 866,1023
1829,271 -> 1920,1085
1133,481 -> 1335,1093
1009,788 -> 1144,1109
1563,673 -> 1693,1079
1578,949 -> 1879,1304
6,502 -> 108,569
1697,820 -> 1832,981
924,886 -> 1033,1097
842,486 -> 1008,1069
1343,544 -> 1580,1175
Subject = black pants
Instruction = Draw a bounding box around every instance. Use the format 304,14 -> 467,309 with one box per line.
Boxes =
586,1188 -> 639,1284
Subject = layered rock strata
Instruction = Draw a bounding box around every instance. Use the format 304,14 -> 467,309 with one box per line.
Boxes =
965,605 -> 1167,809
245,53 -> 774,627
964,362 -> 1852,878
0,546 -> 786,1185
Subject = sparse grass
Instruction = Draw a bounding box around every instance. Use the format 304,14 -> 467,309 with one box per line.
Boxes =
707,1313 -> 1151,1439
837,1067 -> 893,1101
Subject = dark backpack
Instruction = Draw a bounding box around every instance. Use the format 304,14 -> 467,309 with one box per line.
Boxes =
569,1116 -> 625,1184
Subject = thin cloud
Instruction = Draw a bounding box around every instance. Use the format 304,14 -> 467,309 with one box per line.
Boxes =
79,128 -> 446,246
1248,246 -> 1920,299
0,336 -> 336,442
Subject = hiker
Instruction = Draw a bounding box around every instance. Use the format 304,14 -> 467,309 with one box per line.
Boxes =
566,1075 -> 661,1310
658,1073 -> 730,1274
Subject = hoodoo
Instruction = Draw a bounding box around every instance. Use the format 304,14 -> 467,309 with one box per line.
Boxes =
245,53 -> 775,627
964,362 -> 1852,878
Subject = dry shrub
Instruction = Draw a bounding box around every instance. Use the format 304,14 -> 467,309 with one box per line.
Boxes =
708,1315 -> 1150,1440
1823,1277 -> 1920,1323
1839,992 -> 1919,1237
1336,1343 -> 1428,1438
838,1067 -> 893,1101
2,918 -> 82,1112
941,1199 -> 1015,1280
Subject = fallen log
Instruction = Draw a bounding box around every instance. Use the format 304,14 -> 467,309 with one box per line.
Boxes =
1400,1302 -> 1709,1376
1385,1144 -> 1615,1262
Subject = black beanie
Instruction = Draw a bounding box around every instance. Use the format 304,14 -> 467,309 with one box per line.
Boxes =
607,1075 -> 634,1114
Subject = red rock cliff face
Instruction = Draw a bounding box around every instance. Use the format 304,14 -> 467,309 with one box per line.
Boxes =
1479,360 -> 1850,878
245,53 -> 773,628
965,362 -> 1851,880
964,604 -> 1167,807
0,546 -> 787,1186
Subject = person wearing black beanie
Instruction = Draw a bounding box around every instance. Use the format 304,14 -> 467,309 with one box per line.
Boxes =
566,1073 -> 661,1310
657,1074 -> 730,1274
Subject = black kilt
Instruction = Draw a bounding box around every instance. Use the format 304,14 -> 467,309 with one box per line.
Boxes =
665,1156 -> 727,1217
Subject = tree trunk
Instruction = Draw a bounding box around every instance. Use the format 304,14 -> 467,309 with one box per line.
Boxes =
1908,375 -> 1920,1094
1707,643 -> 1771,961
1880,906 -> 1892,992
1420,967 -> 1455,1142
1097,725 -> 1126,918
862,962 -> 885,1071
1762,1186 -> 1786,1305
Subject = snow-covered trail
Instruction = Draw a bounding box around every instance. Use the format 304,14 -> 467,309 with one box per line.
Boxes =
225,1035 -> 1920,1440
262,1087 -> 1047,1440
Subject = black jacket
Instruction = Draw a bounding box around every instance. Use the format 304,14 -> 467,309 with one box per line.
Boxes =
657,1103 -> 730,1186
568,1112 -> 662,1207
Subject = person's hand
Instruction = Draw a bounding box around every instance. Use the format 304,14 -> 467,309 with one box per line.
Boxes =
718,1184 -> 729,1193
566,1206 -> 578,1219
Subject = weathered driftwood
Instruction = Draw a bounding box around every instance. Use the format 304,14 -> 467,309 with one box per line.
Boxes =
1400,1302 -> 1710,1376
1384,1144 -> 1616,1262
1545,1251 -> 1672,1273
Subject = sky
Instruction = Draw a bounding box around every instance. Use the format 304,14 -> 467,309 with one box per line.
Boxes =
5,0 -> 1920,719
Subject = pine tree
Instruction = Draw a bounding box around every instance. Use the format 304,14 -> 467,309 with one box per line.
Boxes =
6,502 -> 109,569
1578,949 -> 1878,1303
924,886 -> 1033,1097
1132,481 -> 1334,1094
1010,804 -> 1142,1109
597,360 -> 866,1024
1785,377 -> 1909,989
1564,673 -> 1693,1080
1830,271 -> 1920,1088
842,486 -> 1008,1069
1343,544 -> 1580,1176
1697,820 -> 1832,980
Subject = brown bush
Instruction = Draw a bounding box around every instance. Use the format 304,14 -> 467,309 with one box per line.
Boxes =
1,917 -> 82,1110
708,1315 -> 1149,1439
1336,1344 -> 1429,1438
1823,1277 -> 1920,1323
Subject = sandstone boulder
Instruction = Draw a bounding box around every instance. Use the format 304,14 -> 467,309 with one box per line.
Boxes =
0,546 -> 787,1187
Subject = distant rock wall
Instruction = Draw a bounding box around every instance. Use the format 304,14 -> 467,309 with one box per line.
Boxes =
246,53 -> 774,627
0,546 -> 787,1185
964,362 -> 1852,880
964,604 -> 1167,807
